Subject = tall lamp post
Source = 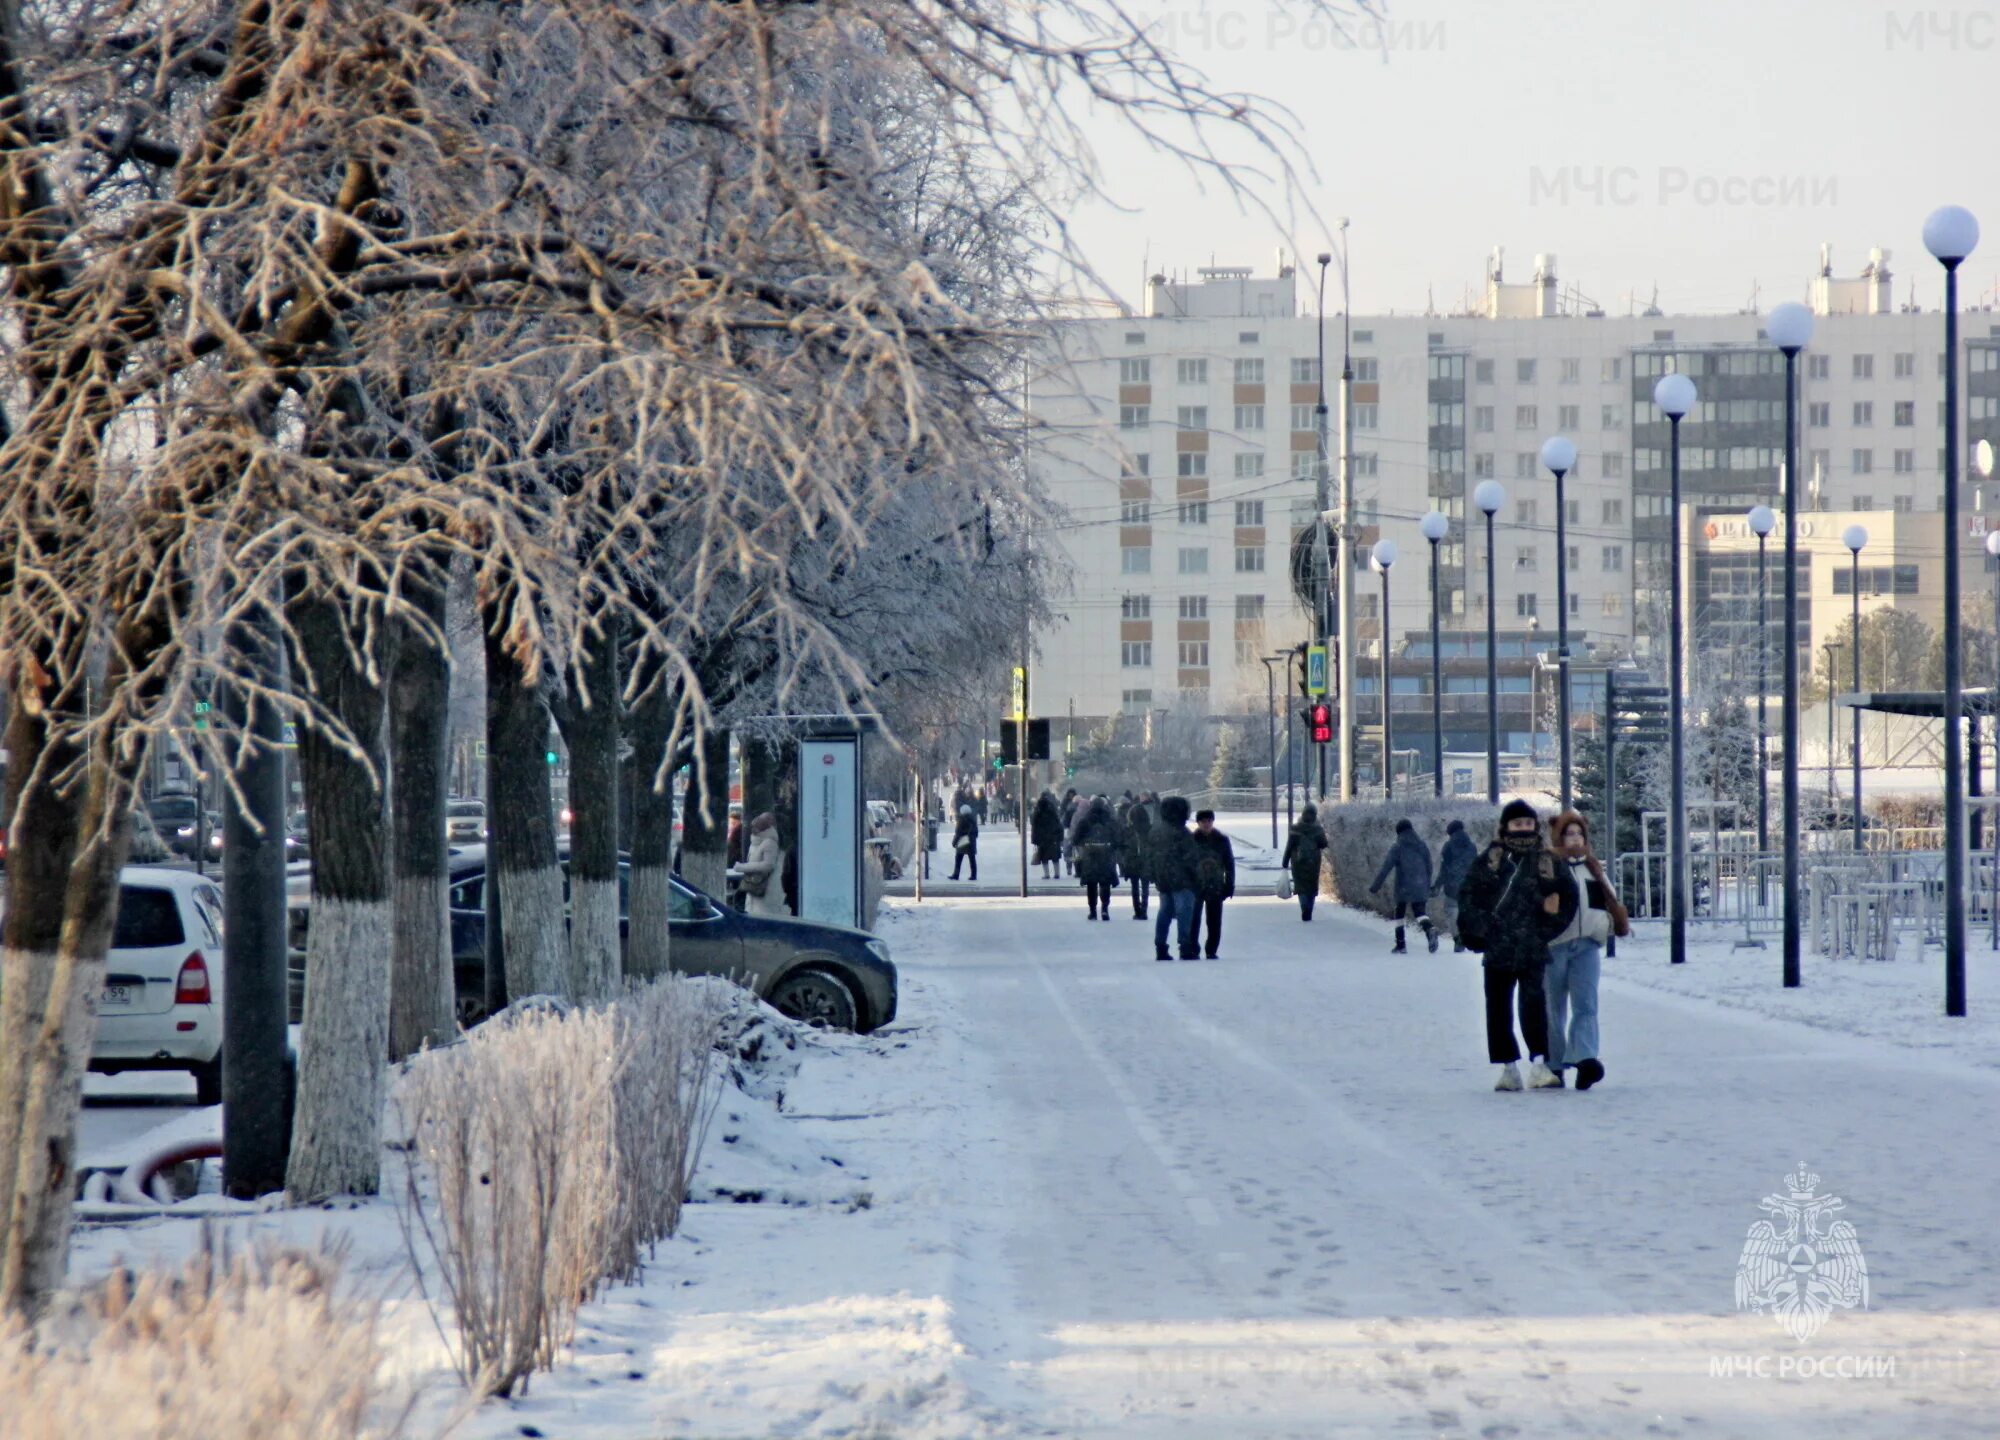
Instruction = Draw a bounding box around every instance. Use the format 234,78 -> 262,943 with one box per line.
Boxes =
1421,510 -> 1450,796
1987,525 -> 2000,952
1767,301 -> 1816,989
1655,372 -> 1697,966
1843,524 -> 1869,849
1314,250 -> 1336,802
1475,479 -> 1506,802
1540,435 -> 1578,809
1926,204 -> 1979,1018
1373,539 -> 1398,799
1748,504 -> 1777,863
1259,654 -> 1282,848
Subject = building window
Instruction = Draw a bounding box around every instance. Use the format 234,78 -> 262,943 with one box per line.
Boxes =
1178,546 -> 1208,574
1354,452 -> 1380,477
1234,357 -> 1264,384
1601,404 -> 1624,431
1515,452 -> 1538,479
1120,546 -> 1151,574
1517,359 -> 1537,383
1894,449 -> 1915,474
1566,499 -> 1580,524
1516,404 -> 1539,430
1852,493 -> 1873,511
1808,354 -> 1830,380
1176,405 -> 1208,430
1177,359 -> 1208,385
1808,402 -> 1830,427
1121,688 -> 1152,715
1894,401 -> 1915,427
1238,331 -> 1259,344
1852,449 -> 1874,475
1558,404 -> 1581,430
1852,354 -> 1874,380
1121,594 -> 1151,620
1475,359 -> 1495,384
1516,593 -> 1538,617
1120,500 -> 1149,523
1602,358 -> 1624,381
1236,594 -> 1266,620
1234,404 -> 1265,431
1177,501 -> 1209,525
1178,595 -> 1207,620
1121,641 -> 1152,668
1291,452 -> 1317,478
1893,494 -> 1914,512
1894,352 -> 1915,378
1119,358 -> 1151,384
1602,453 -> 1625,478
1852,402 -> 1873,428
1602,497 -> 1624,523
1234,500 -> 1265,526
1515,546 -> 1539,572
1119,405 -> 1149,430
1474,453 -> 1495,479
1235,453 -> 1264,479
1560,358 -> 1581,384
1235,545 -> 1266,573
1177,452 -> 1208,480
1354,330 -> 1374,345
1290,404 -> 1316,431
1355,357 -> 1380,383
1177,641 -> 1209,667
1894,563 -> 1919,594
1601,545 -> 1624,572
1354,404 -> 1379,430
1602,591 -> 1624,617
1290,357 -> 1321,384
1474,405 -> 1496,432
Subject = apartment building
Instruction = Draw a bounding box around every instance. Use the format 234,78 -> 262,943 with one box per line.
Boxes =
1025,250 -> 2000,766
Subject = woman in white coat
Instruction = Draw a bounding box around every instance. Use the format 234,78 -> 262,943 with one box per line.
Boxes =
736,812 -> 789,918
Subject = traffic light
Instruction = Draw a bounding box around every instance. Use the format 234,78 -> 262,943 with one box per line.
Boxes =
999,719 -> 1019,765
1309,702 -> 1333,745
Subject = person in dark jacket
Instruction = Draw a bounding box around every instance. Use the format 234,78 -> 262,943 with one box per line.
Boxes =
1432,818 -> 1478,952
1121,801 -> 1153,919
1281,805 -> 1329,920
1072,796 -> 1122,921
1030,791 -> 1064,879
1456,799 -> 1576,1092
972,786 -> 989,824
1190,810 -> 1236,959
950,803 -> 979,881
1370,818 -> 1436,954
1149,795 -> 1201,960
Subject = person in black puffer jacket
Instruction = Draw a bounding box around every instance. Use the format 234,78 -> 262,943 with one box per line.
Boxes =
1456,799 -> 1576,1093
1121,801 -> 1153,919
1148,795 -> 1201,961
1190,809 -> 1236,959
1030,791 -> 1064,879
1071,796 -> 1122,921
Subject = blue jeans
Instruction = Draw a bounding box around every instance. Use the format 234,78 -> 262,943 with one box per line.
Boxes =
1545,937 -> 1602,1069
1153,889 -> 1198,957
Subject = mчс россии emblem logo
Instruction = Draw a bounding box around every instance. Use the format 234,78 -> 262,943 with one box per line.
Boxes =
1735,1163 -> 1869,1342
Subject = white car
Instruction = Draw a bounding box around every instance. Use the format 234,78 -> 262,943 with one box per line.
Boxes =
90,868 -> 226,1105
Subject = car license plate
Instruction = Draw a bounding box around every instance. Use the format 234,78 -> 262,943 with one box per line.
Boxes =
101,984 -> 133,1008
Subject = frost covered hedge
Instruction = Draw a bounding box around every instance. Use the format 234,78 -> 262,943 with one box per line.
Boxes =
1323,797 -> 1507,915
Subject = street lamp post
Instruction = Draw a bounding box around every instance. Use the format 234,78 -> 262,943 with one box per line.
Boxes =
1374,540 -> 1398,799
1988,526 -> 2000,952
1314,250 -> 1335,803
1823,642 -> 1842,803
1767,301 -> 1816,989
1260,654 -> 1281,848
1748,505 -> 1777,866
1421,511 -> 1450,797
1655,373 -> 1697,966
1926,204 -> 1979,1018
1475,479 -> 1507,803
1541,436 -> 1578,809
1843,524 -> 1869,850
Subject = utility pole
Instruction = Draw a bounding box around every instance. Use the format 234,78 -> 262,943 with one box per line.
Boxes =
1017,640 -> 1029,900
1332,223 -> 1357,803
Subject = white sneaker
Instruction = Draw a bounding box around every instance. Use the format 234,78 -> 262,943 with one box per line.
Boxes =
1494,1062 -> 1523,1092
1526,1059 -> 1562,1089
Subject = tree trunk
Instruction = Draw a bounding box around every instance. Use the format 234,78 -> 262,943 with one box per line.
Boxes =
387,565 -> 455,1057
285,585 -> 394,1202
483,602 -> 567,1001
680,727 -> 731,902
626,673 -> 674,982
560,615 -> 621,1003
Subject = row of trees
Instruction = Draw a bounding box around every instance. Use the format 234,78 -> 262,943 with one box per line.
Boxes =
0,0 -> 1366,1318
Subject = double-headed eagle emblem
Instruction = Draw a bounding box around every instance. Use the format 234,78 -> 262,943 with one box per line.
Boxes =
1735,1162 -> 1869,1342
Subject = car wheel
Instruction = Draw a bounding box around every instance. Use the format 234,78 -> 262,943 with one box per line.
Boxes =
768,966 -> 859,1031
192,1056 -> 223,1107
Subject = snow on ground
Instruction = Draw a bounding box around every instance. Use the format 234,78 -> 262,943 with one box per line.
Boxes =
65,890 -> 2000,1438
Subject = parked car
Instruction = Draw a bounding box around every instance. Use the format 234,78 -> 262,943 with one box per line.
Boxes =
444,798 -> 486,842
90,867 -> 226,1104
286,845 -> 897,1033
148,792 -> 204,858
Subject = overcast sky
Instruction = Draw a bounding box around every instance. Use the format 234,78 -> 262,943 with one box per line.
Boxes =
1067,0 -> 1999,317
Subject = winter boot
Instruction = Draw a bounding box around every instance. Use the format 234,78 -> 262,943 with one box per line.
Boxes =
1574,1058 -> 1606,1090
1156,950 -> 1173,962
1494,1062 -> 1523,1092
1526,1059 -> 1563,1089
1391,926 -> 1407,954
1422,918 -> 1439,953
1087,905 -> 1098,921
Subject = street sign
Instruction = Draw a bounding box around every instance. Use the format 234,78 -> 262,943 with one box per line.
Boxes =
1305,644 -> 1328,697
1011,666 -> 1027,722
192,699 -> 211,732
279,723 -> 298,749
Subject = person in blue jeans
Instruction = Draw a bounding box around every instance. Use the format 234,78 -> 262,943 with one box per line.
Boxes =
1148,795 -> 1201,961
1544,810 -> 1628,1090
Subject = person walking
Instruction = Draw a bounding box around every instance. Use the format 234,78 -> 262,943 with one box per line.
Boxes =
1281,804 -> 1329,920
1121,799 -> 1153,920
1369,818 -> 1436,953
1545,810 -> 1629,1091
1190,809 -> 1236,959
1149,795 -> 1201,961
1059,788 -> 1082,875
1432,818 -> 1477,952
734,812 -> 789,919
950,803 -> 980,881
1072,795 -> 1122,921
1030,790 -> 1064,880
1456,799 -> 1575,1092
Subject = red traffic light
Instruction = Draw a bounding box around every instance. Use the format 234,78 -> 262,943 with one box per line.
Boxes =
1309,702 -> 1332,745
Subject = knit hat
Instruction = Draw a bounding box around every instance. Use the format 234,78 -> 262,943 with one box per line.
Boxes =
1445,819 -> 1464,835
1394,818 -> 1413,833
1499,799 -> 1539,829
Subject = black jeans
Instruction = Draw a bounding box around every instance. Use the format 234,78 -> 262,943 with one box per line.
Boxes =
1193,895 -> 1225,956
951,849 -> 977,880
1085,880 -> 1113,915
1299,891 -> 1316,920
1484,967 -> 1549,1064
1130,875 -> 1150,915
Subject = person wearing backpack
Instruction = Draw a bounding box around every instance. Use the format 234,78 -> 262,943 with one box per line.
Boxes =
1545,810 -> 1630,1091
1456,799 -> 1577,1092
1190,809 -> 1236,959
1281,805 -> 1329,920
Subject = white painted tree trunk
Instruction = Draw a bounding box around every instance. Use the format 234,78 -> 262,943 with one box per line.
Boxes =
0,946 -> 98,1311
626,864 -> 675,981
499,864 -> 569,1001
568,876 -> 620,1003
286,897 -> 393,1201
